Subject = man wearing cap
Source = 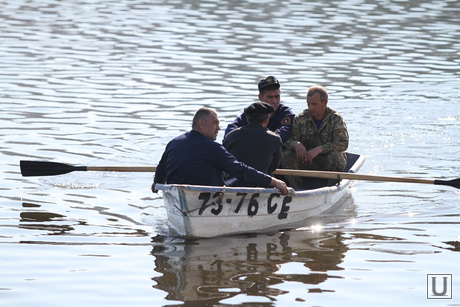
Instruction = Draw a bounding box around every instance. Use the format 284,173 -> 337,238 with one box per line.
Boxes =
223,102 -> 283,186
224,76 -> 295,143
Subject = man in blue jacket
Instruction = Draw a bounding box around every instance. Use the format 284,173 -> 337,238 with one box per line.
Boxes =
224,76 -> 295,143
152,107 -> 289,195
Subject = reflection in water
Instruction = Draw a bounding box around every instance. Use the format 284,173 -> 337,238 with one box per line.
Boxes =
441,240 -> 460,252
151,231 -> 348,304
19,202 -> 75,235
18,201 -> 151,243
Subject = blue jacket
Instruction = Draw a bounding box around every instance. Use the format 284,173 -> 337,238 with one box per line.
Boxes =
224,103 -> 295,143
223,123 -> 282,187
223,123 -> 282,175
154,130 -> 272,187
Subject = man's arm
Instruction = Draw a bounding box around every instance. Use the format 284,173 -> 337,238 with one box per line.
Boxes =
283,113 -> 311,163
320,115 -> 349,154
274,114 -> 295,143
212,142 -> 290,194
269,137 -> 283,173
283,114 -> 301,150
269,177 -> 288,195
151,146 -> 169,193
224,113 -> 248,139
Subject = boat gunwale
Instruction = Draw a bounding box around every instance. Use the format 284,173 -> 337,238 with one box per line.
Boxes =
155,153 -> 365,196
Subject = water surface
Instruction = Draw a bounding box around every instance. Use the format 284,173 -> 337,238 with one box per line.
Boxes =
1,0 -> 459,306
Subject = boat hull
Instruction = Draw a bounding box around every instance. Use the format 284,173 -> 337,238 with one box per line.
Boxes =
156,153 -> 364,238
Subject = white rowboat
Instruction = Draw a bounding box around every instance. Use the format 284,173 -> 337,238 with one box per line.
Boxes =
20,152 -> 459,236
155,152 -> 365,238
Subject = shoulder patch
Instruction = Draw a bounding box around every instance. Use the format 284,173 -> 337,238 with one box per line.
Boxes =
281,116 -> 292,125
337,129 -> 347,138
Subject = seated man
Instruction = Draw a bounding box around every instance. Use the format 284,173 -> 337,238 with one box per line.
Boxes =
282,85 -> 349,189
224,76 -> 295,143
223,102 -> 282,186
152,107 -> 289,195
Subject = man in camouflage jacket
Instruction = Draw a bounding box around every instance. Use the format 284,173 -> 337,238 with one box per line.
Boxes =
282,85 -> 349,188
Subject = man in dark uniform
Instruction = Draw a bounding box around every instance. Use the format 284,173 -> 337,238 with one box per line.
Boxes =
224,76 -> 295,143
152,107 -> 289,195
223,102 -> 282,186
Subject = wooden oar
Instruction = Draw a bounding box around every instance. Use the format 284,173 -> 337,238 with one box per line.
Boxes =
20,160 -> 459,189
272,169 -> 460,189
20,160 -> 156,177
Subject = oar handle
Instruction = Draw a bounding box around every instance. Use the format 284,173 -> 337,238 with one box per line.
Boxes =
86,166 -> 157,172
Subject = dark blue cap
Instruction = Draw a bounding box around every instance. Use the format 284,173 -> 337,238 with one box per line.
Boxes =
258,76 -> 280,92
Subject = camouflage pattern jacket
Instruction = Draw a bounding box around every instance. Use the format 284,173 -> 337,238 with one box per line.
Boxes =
284,106 -> 349,154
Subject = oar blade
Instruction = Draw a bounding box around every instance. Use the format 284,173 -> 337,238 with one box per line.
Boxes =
434,179 -> 460,189
20,160 -> 85,177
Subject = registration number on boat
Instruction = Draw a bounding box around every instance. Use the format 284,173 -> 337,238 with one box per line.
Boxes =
197,192 -> 292,219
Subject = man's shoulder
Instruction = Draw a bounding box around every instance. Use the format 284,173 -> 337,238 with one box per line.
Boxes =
225,112 -> 248,133
228,124 -> 263,136
277,104 -> 295,116
326,107 -> 345,120
272,104 -> 294,128
170,131 -> 189,142
266,129 -> 282,142
188,130 -> 221,147
222,126 -> 244,146
232,111 -> 248,122
296,109 -> 311,118
291,110 -> 313,128
225,125 -> 243,137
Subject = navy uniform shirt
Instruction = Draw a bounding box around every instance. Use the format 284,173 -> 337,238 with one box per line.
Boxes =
154,130 -> 272,187
224,103 -> 295,143
223,123 -> 282,175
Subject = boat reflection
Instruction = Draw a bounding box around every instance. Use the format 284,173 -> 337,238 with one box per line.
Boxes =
151,230 -> 349,304
442,240 -> 460,252
19,202 -> 75,234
